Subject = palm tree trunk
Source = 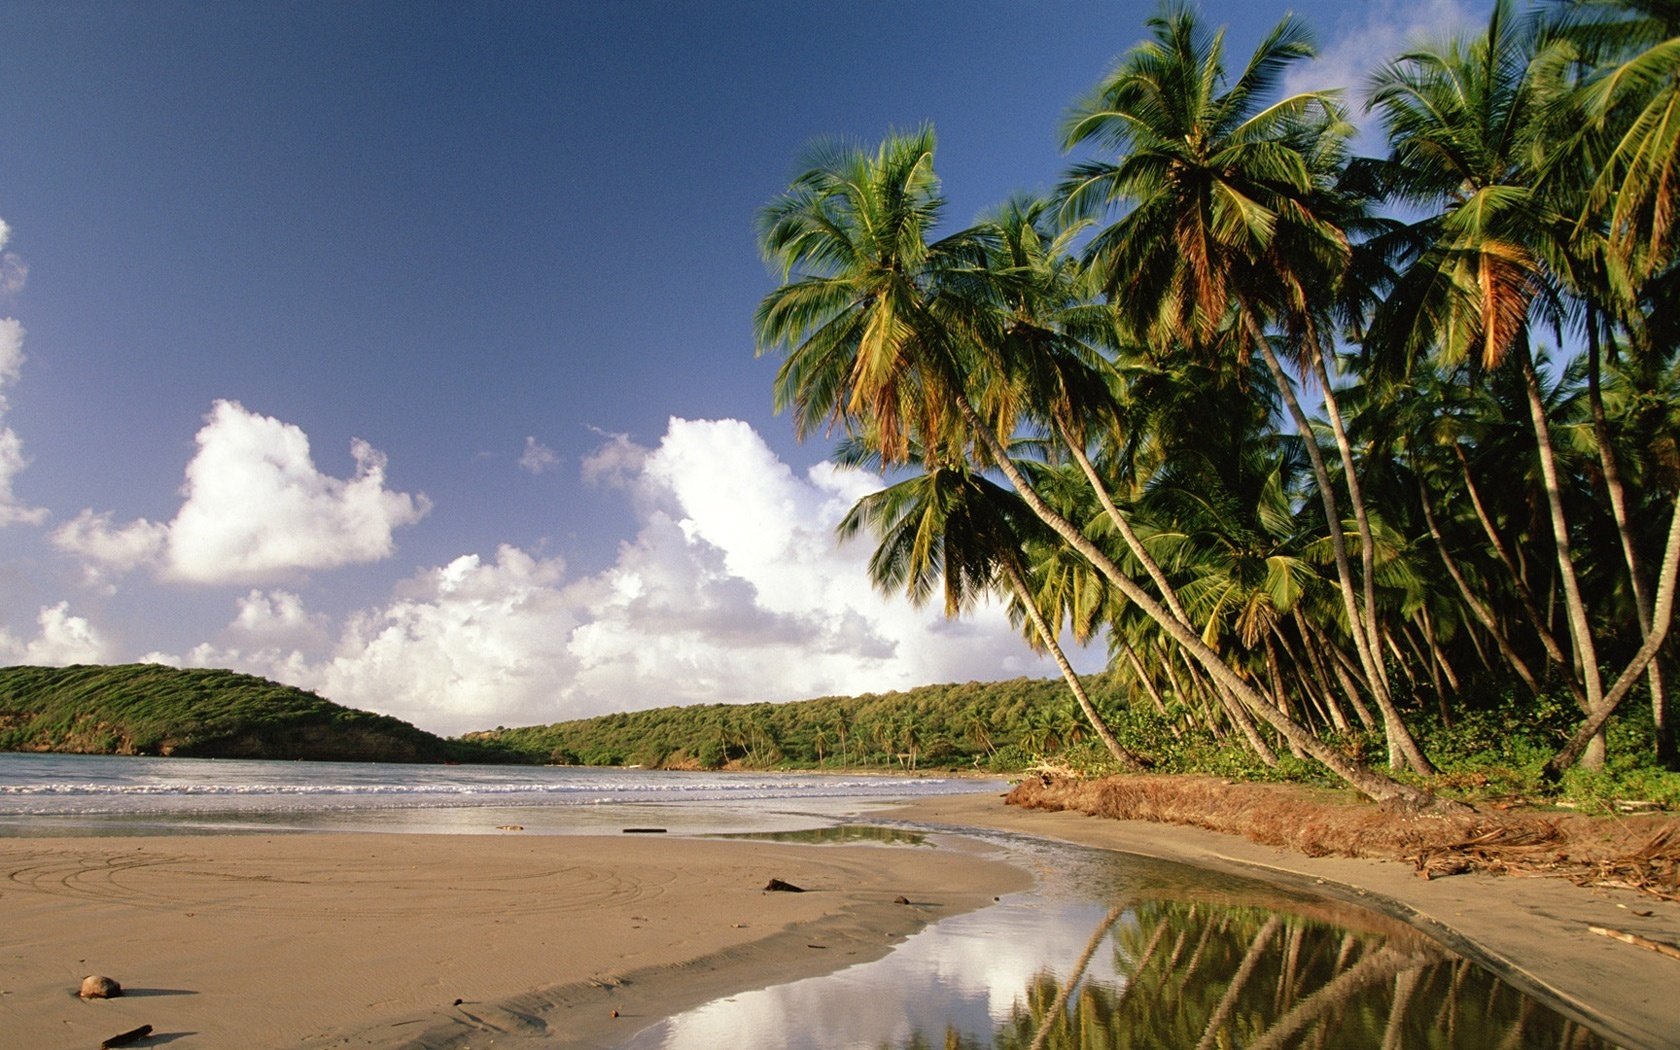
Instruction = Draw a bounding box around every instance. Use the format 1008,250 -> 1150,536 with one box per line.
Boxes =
1520,346 -> 1607,768
1192,916 -> 1282,1050
1029,906 -> 1125,1050
1452,443 -> 1577,682
1302,612 -> 1378,729
1294,612 -> 1353,732
959,395 -> 1452,806
1001,558 -> 1145,771
1062,428 -> 1192,624
1256,336 -> 1434,776
1545,492 -> 1680,775
1587,316 -> 1673,766
1310,349 -> 1391,706
1415,469 -> 1546,696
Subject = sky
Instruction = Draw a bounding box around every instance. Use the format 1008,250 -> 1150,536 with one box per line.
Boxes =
0,0 -> 1485,735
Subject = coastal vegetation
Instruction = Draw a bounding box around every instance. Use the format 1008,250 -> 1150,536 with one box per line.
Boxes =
0,663 -> 500,763
751,0 -> 1680,807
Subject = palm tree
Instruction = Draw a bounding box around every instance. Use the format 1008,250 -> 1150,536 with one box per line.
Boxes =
1058,3 -> 1434,774
757,126 -> 1442,806
1363,0 -> 1680,769
837,450 -> 1146,771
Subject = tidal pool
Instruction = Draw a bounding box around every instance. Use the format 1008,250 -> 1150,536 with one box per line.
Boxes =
624,828 -> 1613,1050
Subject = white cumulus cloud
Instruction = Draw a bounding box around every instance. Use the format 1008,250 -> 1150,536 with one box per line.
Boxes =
179,418 -> 1080,735
53,400 -> 431,585
0,603 -> 110,665
0,315 -> 47,526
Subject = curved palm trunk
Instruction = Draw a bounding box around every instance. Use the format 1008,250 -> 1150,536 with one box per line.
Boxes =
1520,347 -> 1607,768
1587,320 -> 1673,767
1546,491 -> 1680,775
1001,558 -> 1146,772
1309,349 -> 1391,703
957,395 -> 1449,808
1062,428 -> 1192,624
1256,336 -> 1435,776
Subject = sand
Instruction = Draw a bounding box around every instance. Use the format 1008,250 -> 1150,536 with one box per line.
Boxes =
6,793 -> 1677,1049
0,830 -> 1026,1048
892,792 -> 1680,1050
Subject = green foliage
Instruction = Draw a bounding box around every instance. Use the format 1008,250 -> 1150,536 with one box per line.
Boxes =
470,677 -> 1106,772
0,663 -> 511,764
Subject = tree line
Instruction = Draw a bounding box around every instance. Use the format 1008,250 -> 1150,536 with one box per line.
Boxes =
753,0 -> 1680,806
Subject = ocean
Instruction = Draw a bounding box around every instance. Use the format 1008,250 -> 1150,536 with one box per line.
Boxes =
0,751 -> 999,837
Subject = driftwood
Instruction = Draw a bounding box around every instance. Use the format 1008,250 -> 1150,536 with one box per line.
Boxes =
764,878 -> 804,892
622,828 -> 667,834
99,1024 -> 152,1049
1589,925 -> 1680,961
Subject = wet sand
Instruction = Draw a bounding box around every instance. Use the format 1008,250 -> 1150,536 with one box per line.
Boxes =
892,791 -> 1680,1050
0,831 -> 1026,1048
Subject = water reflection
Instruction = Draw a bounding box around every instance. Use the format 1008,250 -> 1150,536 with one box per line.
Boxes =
625,839 -> 1611,1050
713,825 -> 928,847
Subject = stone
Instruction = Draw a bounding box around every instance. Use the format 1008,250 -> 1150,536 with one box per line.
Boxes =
79,975 -> 122,999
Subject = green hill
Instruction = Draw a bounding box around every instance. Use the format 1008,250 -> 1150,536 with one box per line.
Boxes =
0,663 -> 506,763
464,676 -> 1104,771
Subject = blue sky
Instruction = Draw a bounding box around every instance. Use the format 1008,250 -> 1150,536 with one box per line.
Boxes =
0,0 -> 1483,734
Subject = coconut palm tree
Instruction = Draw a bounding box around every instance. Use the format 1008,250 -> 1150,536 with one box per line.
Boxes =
1058,2 -> 1435,773
1363,0 -> 1680,769
836,446 -> 1146,771
758,126 -> 1443,806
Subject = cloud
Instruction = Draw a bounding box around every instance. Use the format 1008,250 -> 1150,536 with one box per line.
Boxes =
0,602 -> 110,665
1282,0 -> 1482,150
0,315 -> 47,526
0,216 -> 24,296
518,436 -> 560,475
53,400 -> 430,585
179,418 -> 1080,735
580,429 -> 647,489
51,510 -> 169,587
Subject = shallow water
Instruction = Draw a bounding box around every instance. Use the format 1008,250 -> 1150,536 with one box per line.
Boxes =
623,830 -> 1614,1050
0,752 -> 997,836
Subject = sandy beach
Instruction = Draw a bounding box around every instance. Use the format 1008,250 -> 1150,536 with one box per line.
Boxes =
0,830 -> 1026,1048
5,792 -> 1677,1049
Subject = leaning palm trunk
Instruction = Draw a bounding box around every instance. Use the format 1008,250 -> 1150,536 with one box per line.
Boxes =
1415,468 -> 1546,696
1545,492 -> 1680,775
1000,558 -> 1146,771
1520,346 -> 1608,768
1192,916 -> 1283,1050
1587,322 -> 1672,765
1255,336 -> 1435,776
956,395 -> 1447,807
1061,428 -> 1193,624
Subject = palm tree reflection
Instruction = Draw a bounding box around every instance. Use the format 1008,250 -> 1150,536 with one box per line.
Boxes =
889,898 -> 1609,1049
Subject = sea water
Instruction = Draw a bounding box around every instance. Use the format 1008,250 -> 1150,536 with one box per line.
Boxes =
0,752 -> 999,836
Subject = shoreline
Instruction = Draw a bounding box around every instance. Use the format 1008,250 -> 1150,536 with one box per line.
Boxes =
888,791 -> 1680,1050
0,830 -> 1026,1049
5,790 -> 1676,1048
